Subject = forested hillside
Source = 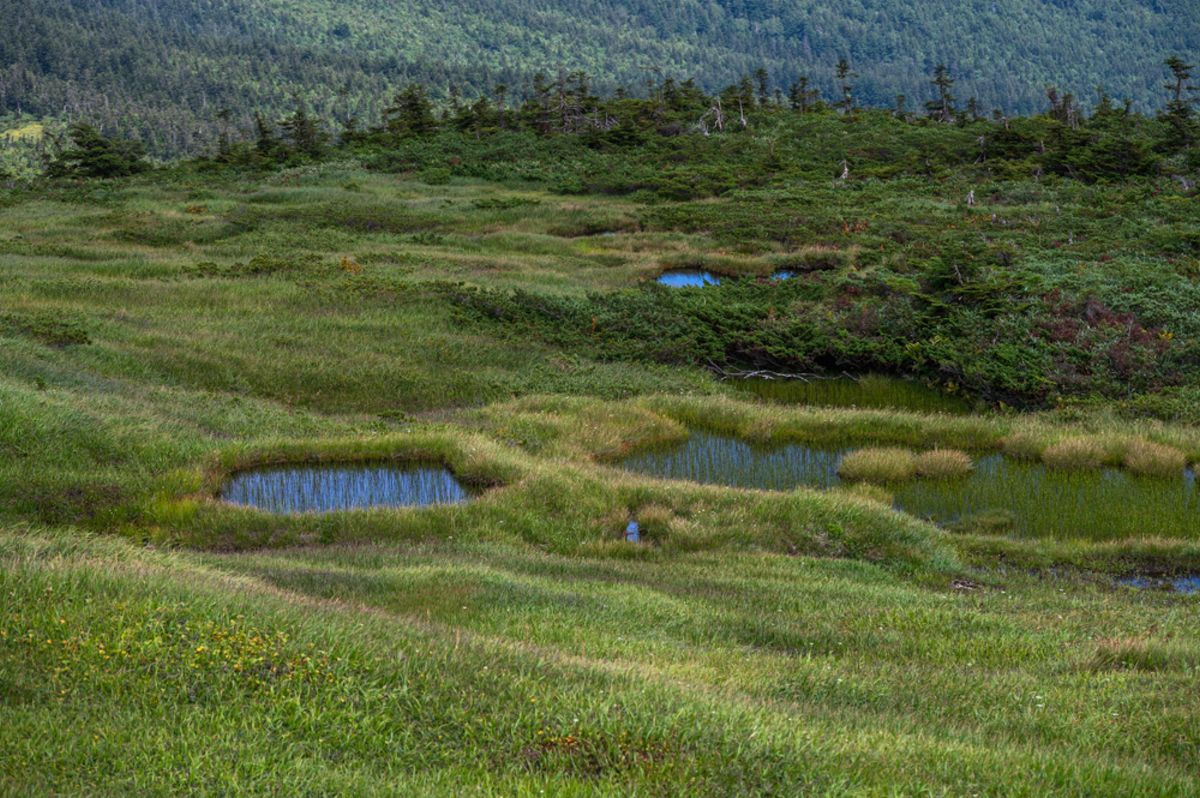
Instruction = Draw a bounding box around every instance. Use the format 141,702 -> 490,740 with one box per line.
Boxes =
2,0 -> 1197,154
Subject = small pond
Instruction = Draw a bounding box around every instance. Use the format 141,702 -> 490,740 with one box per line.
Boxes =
656,270 -> 797,287
1118,576 -> 1200,594
730,374 -> 973,415
620,432 -> 1200,540
657,269 -> 720,287
625,520 -> 642,542
221,463 -> 476,514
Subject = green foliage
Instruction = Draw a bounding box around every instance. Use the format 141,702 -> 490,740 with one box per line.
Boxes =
4,120 -> 1200,795
0,310 -> 90,346
4,0 -> 1198,156
46,124 -> 148,179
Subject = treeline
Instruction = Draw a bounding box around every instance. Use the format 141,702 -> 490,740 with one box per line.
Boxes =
2,0 -> 1197,155
33,58 -> 1198,190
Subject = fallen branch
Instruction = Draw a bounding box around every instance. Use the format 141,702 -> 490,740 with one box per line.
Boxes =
706,361 -> 852,382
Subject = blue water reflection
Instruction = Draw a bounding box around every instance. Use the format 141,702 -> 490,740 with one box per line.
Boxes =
222,463 -> 474,514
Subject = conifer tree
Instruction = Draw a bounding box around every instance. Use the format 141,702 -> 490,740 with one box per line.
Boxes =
926,64 -> 956,122
1162,57 -> 1197,147
753,68 -> 770,106
46,124 -> 148,178
280,101 -> 326,157
788,76 -> 819,112
836,58 -> 856,112
253,114 -> 279,159
385,84 -> 438,137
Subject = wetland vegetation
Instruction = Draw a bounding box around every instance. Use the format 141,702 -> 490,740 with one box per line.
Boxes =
2,79 -> 1199,794
730,374 -> 975,414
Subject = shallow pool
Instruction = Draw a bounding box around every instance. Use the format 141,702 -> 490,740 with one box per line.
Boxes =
221,463 -> 475,514
657,269 -> 720,287
620,433 -> 1200,540
1119,576 -> 1200,594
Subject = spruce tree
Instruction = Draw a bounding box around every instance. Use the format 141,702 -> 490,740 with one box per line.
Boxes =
836,58 -> 856,112
280,101 -> 326,157
753,68 -> 770,106
926,64 -> 956,122
1162,57 -> 1197,148
46,124 -> 148,178
384,84 -> 438,137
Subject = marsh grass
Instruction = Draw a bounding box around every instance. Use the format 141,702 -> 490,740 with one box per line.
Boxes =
731,374 -> 973,415
837,448 -> 917,483
1122,439 -> 1188,478
631,503 -> 674,544
833,482 -> 895,506
1001,431 -> 1045,461
622,432 -> 1200,542
1041,437 -> 1109,470
766,244 -> 854,272
5,164 -> 1200,794
913,449 -> 974,479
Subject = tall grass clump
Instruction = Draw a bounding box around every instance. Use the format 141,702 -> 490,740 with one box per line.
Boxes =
1086,636 -> 1200,673
838,448 -> 916,483
1122,439 -> 1187,478
1001,431 -> 1045,461
1041,437 -> 1107,470
913,449 -> 973,479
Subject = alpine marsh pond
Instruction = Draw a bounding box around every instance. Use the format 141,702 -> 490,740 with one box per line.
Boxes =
621,432 -> 1200,540
221,463 -> 477,514
656,269 -> 721,287
1119,575 -> 1200,594
656,269 -> 797,288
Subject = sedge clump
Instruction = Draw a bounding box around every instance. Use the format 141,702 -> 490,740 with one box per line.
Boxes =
1122,439 -> 1187,478
1041,437 -> 1107,470
837,448 -> 916,484
913,449 -> 973,479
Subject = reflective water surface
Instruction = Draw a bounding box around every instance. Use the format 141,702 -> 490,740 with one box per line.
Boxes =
1118,576 -> 1200,594
657,269 -> 720,287
621,433 -> 1200,540
656,269 -> 797,287
221,463 -> 475,514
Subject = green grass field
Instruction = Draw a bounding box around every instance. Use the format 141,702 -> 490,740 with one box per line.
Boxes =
2,160 -> 1199,795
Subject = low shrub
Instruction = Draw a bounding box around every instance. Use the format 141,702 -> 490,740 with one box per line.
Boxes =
0,310 -> 91,346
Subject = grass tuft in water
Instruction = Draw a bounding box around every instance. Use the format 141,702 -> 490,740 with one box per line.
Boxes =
838,448 -> 917,483
1041,438 -> 1108,470
1001,431 -> 1044,461
913,449 -> 973,479
1122,439 -> 1188,479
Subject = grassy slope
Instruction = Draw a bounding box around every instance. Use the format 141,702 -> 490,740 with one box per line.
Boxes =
1,162 -> 1199,794
4,529 -> 1199,795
